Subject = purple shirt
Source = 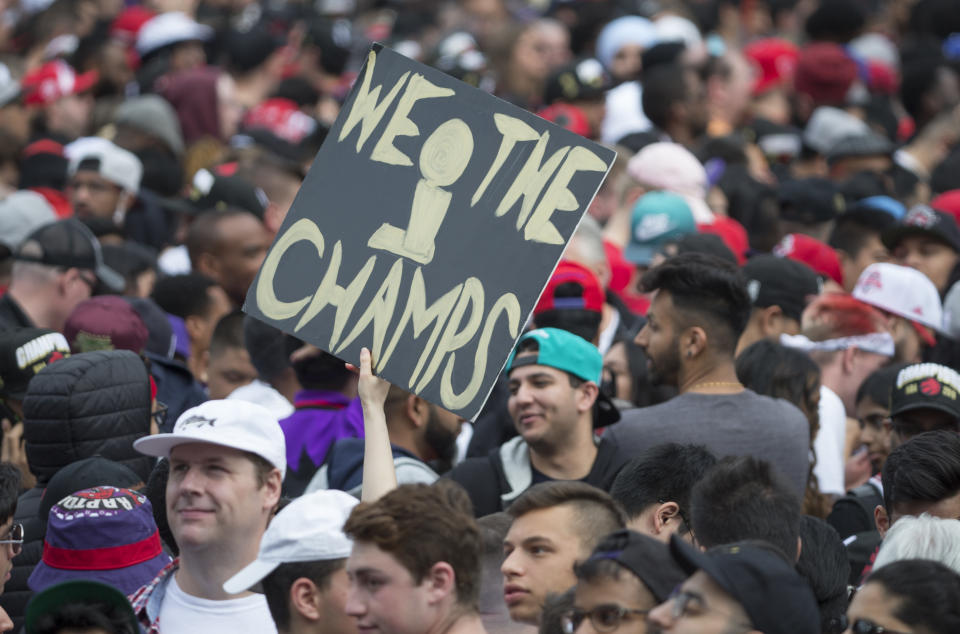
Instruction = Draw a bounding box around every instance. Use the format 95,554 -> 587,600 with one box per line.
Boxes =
279,390 -> 364,472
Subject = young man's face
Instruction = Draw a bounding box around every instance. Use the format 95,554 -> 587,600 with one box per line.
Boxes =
507,360 -> 588,449
888,407 -> 960,449
855,396 -> 891,472
571,572 -> 657,634
317,567 -> 358,634
68,170 -> 124,220
844,234 -> 889,293
501,504 -> 586,625
167,443 -> 278,552
208,213 -> 271,305
205,346 -> 258,399
844,581 -> 914,634
893,235 -> 959,294
345,541 -> 436,634
647,571 -> 752,634
634,291 -> 681,387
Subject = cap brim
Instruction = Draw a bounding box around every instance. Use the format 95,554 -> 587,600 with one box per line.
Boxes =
882,225 -> 960,252
623,244 -> 656,265
890,400 -> 960,419
72,70 -> 98,95
223,559 -> 279,595
25,580 -> 139,634
96,262 -> 126,293
133,433 -> 241,459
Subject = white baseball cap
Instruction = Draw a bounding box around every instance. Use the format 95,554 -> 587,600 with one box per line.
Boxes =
136,12 -> 213,57
222,490 -> 358,594
66,138 -> 143,194
852,263 -> 943,334
133,399 -> 287,478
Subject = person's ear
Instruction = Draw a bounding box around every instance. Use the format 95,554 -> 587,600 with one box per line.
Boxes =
841,347 -> 858,374
576,381 -> 599,414
289,577 -> 322,621
195,252 -> 220,281
425,561 -> 457,605
684,326 -> 708,358
758,305 -> 784,337
184,314 -> 205,344
264,202 -> 284,235
262,468 -> 283,509
875,504 -> 890,538
653,502 -> 681,535
405,395 -> 429,428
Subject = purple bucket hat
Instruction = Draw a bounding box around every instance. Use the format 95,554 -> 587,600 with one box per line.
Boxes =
28,486 -> 171,596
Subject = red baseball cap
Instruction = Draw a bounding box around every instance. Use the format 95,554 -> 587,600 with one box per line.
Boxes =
697,216 -> 748,265
537,103 -> 591,138
931,190 -> 960,227
243,98 -> 319,145
535,260 -> 604,315
794,43 -> 858,106
22,61 -> 97,107
773,233 -> 844,286
744,38 -> 798,96
110,6 -> 155,44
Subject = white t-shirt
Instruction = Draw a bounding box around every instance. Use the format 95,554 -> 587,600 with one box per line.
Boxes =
814,385 -> 847,496
158,575 -> 278,634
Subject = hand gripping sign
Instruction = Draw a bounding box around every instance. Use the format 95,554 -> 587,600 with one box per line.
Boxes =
243,44 -> 616,420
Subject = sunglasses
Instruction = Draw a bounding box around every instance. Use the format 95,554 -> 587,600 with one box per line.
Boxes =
850,619 -> 911,634
0,523 -> 23,555
151,402 -> 168,430
561,605 -> 649,633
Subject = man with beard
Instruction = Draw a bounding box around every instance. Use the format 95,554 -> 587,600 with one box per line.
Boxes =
307,383 -> 464,496
604,253 -> 811,497
449,327 -> 628,516
66,140 -> 143,230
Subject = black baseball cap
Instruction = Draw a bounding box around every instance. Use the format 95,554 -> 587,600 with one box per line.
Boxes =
0,328 -> 70,400
164,167 -> 269,219
882,205 -> 960,253
889,363 -> 960,419
14,219 -> 125,292
668,535 -> 820,634
779,178 -> 845,224
543,58 -> 608,105
584,530 -> 686,601
743,255 -> 821,322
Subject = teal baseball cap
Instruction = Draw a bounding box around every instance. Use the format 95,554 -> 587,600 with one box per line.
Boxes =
624,191 -> 696,265
506,327 -> 602,384
505,327 -> 620,427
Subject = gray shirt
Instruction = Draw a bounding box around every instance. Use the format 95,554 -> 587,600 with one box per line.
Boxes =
604,389 -> 811,496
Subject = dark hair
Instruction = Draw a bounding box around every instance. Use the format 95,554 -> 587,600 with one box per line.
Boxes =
855,363 -> 909,409
31,601 -> 138,634
641,64 -> 689,131
881,430 -> 960,514
605,338 -> 676,408
508,482 -> 626,552
803,0 -> 865,42
828,208 -> 897,258
667,233 -> 737,265
291,348 -> 352,392
609,444 -> 717,529
900,61 -> 950,123
0,462 -> 20,525
262,558 -> 346,631
151,274 -> 218,319
691,456 -> 802,561
865,560 -> 960,634
539,588 -> 575,634
795,516 -> 849,634
343,483 -> 481,607
640,252 -> 751,354
209,310 -> 246,357
145,458 -> 177,557
243,316 -> 294,382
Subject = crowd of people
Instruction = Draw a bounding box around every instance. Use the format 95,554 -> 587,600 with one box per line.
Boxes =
0,0 -> 955,632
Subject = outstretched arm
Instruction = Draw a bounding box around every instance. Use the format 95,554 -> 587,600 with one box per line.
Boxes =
356,347 -> 397,501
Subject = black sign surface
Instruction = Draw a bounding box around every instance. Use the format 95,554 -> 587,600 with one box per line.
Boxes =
244,44 -> 616,420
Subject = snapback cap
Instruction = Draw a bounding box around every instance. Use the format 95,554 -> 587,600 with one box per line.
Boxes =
890,363 -> 960,420
852,263 -> 942,343
534,260 -> 604,315
26,580 -> 139,634
14,219 -> 124,292
133,399 -> 287,478
585,529 -> 686,602
743,255 -> 821,323
0,328 -> 69,400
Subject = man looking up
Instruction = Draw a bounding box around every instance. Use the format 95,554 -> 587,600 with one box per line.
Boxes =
449,328 -> 627,516
605,253 -> 810,497
500,481 -> 625,626
130,399 -> 286,633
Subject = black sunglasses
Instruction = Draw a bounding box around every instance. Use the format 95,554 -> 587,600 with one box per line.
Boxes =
850,618 -> 911,634
561,605 -> 649,633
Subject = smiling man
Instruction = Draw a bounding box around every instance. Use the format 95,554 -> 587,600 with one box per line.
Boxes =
341,482 -> 485,634
130,399 -> 286,633
449,328 -> 628,516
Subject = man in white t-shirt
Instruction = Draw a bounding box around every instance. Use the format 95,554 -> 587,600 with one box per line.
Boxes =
129,399 -> 286,633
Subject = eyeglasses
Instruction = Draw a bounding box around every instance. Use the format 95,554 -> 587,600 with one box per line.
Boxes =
151,402 -> 168,430
561,605 -> 649,633
850,618 -> 912,634
0,523 -> 24,555
667,586 -> 752,629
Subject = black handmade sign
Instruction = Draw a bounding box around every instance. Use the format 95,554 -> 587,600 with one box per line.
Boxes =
243,44 -> 616,420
